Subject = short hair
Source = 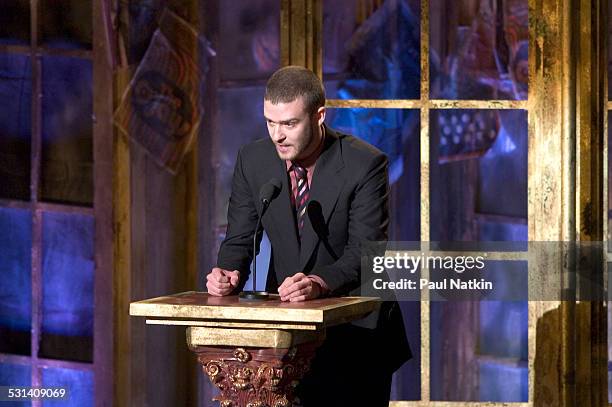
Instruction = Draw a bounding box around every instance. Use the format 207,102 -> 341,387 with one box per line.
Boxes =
264,66 -> 325,113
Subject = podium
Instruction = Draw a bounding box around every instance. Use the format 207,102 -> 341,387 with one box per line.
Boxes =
130,291 -> 380,407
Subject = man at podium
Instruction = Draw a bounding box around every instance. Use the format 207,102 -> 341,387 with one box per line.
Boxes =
206,66 -> 411,406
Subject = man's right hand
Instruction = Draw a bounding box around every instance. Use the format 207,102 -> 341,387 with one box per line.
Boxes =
206,267 -> 240,296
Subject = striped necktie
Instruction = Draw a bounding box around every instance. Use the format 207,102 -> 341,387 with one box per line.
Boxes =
293,165 -> 310,238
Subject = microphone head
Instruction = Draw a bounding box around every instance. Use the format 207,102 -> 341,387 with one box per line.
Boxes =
259,178 -> 281,205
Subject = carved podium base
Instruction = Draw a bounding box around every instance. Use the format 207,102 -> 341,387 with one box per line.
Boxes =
193,342 -> 321,407
131,292 -> 380,407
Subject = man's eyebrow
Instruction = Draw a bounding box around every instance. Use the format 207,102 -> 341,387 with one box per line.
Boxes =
264,117 -> 300,124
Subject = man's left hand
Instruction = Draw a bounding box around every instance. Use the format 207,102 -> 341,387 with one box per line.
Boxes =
278,272 -> 322,302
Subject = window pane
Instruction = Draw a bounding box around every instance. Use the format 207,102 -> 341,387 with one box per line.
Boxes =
431,274 -> 528,400
429,108 -> 527,401
0,363 -> 30,407
480,301 -> 528,359
325,107 -> 421,400
40,56 -> 92,205
42,367 -> 93,407
479,358 -> 528,401
0,1 -> 30,46
41,212 -> 94,362
219,0 -> 280,81
0,207 -> 31,356
40,0 -> 92,50
430,109 -> 528,242
323,0 -> 421,99
0,53 -> 31,201
430,0 -> 528,100
478,220 -> 527,241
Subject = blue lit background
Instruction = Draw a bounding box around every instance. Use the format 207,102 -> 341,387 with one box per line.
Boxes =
42,367 -> 93,407
0,363 -> 31,407
0,207 -> 32,356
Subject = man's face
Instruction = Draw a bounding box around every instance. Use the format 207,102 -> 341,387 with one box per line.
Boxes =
264,97 -> 324,161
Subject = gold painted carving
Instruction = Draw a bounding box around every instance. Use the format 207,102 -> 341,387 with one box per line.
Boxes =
234,348 -> 251,363
195,343 -> 320,407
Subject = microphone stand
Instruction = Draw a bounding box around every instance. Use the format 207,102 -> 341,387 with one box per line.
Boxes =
239,199 -> 271,301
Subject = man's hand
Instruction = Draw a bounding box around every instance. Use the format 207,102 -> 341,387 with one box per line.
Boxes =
278,272 -> 322,302
206,267 -> 240,296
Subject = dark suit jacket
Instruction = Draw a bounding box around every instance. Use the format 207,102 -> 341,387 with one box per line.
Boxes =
216,125 -> 411,373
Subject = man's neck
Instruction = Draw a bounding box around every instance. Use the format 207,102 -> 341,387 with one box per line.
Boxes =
293,125 -> 325,168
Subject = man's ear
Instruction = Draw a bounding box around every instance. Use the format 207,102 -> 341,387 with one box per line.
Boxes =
316,106 -> 326,126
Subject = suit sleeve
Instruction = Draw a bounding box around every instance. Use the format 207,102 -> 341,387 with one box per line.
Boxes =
215,147 -> 258,286
312,153 -> 389,295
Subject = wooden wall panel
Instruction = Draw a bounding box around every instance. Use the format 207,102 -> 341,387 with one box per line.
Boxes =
113,1 -> 200,405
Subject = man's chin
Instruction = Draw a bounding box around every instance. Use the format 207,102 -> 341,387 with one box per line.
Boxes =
276,150 -> 296,161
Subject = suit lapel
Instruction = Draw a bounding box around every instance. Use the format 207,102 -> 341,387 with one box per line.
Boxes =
299,127 -> 345,270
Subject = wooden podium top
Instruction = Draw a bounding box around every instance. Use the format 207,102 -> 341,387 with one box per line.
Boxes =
129,291 -> 380,330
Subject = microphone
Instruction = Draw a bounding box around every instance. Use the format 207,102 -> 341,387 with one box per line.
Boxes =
239,178 -> 281,301
259,178 -> 281,206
